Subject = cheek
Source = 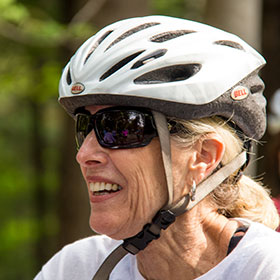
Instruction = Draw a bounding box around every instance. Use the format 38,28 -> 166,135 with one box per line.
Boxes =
119,143 -> 168,219
171,144 -> 192,200
172,171 -> 188,201
134,159 -> 167,204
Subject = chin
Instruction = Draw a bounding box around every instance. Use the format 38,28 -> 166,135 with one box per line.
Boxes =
89,214 -> 125,240
89,214 -> 144,240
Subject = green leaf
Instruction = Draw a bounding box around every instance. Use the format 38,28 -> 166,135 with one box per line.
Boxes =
0,3 -> 29,24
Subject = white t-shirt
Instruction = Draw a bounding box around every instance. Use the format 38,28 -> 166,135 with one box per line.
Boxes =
34,219 -> 280,280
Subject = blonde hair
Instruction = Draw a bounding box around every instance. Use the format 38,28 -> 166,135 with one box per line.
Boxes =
170,116 -> 280,230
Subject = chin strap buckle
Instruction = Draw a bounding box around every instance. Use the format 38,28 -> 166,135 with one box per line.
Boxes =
122,209 -> 176,255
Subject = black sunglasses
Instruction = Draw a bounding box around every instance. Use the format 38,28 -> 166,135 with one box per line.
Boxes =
75,106 -> 159,150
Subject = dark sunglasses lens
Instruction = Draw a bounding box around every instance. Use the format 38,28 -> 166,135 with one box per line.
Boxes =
95,110 -> 150,148
75,108 -> 157,149
76,114 -> 92,149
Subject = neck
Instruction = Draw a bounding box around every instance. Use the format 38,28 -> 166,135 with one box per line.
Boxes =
136,203 -> 239,280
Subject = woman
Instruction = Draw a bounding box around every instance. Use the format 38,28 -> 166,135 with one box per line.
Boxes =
35,16 -> 280,280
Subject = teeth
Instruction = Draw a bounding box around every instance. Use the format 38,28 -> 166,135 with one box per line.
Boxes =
105,183 -> 111,191
93,182 -> 100,192
100,182 -> 105,190
89,182 -> 121,193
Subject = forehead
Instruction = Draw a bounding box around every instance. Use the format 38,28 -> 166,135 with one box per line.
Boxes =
85,105 -> 112,114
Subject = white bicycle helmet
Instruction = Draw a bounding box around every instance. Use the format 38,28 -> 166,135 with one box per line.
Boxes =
58,15 -> 267,280
59,15 -> 266,140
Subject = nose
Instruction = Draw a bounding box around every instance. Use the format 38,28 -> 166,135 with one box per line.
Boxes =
76,130 -> 109,167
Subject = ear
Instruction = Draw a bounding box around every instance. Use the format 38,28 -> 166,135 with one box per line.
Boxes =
187,135 -> 225,183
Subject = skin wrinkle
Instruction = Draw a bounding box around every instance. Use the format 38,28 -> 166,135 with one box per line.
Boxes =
126,141 -> 167,228
96,145 -> 164,239
120,139 -> 167,237
137,206 -> 239,280
79,144 -> 131,238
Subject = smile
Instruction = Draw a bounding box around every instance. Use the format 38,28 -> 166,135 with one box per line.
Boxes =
89,182 -> 122,196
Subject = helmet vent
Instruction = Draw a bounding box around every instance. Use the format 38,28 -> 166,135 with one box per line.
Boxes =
100,51 -> 145,81
150,30 -> 195,43
66,68 -> 72,85
250,84 -> 264,94
105,22 -> 160,51
134,63 -> 201,84
214,40 -> 245,51
84,30 -> 113,64
131,49 -> 167,69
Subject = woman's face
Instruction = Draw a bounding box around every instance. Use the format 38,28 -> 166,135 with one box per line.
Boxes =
76,105 -> 172,240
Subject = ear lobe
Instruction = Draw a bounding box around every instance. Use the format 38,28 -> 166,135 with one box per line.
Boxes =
188,136 -> 225,181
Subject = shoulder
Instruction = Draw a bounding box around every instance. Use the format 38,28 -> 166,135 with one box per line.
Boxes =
243,220 -> 280,257
199,220 -> 280,280
34,235 -> 122,280
240,218 -> 280,248
227,220 -> 280,278
238,221 -> 280,278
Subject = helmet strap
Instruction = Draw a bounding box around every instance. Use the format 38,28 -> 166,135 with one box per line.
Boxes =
152,111 -> 174,207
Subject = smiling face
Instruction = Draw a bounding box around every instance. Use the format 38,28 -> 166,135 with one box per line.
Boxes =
75,105 -> 225,241
76,105 -> 169,240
